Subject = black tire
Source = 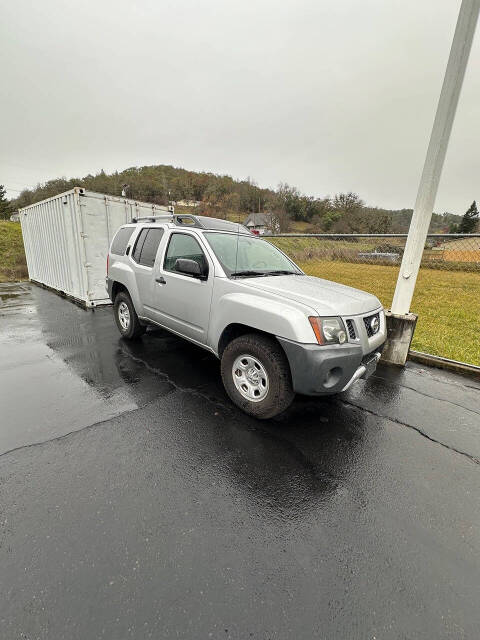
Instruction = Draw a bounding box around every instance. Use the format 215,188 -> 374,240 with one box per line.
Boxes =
221,333 -> 294,419
113,291 -> 146,340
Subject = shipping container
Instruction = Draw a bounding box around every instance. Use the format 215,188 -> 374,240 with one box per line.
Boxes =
19,187 -> 169,306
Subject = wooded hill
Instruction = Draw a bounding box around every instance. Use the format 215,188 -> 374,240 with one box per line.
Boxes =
8,164 -> 462,233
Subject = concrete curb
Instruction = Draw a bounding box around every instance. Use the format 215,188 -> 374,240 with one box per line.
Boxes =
409,350 -> 480,379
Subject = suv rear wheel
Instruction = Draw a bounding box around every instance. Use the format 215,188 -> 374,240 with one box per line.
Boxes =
114,291 -> 145,340
221,333 -> 294,419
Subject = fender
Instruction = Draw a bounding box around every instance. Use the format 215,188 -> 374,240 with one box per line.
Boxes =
209,291 -> 316,354
109,261 -> 144,316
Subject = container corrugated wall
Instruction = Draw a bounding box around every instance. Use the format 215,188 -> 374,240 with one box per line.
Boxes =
20,188 -> 169,306
20,191 -> 86,301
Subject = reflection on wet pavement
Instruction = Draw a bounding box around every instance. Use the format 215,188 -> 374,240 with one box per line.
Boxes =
2,282 -> 480,639
1,281 -> 479,459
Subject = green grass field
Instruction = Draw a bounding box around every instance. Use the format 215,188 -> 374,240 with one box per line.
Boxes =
0,222 -> 27,282
1,221 -> 479,365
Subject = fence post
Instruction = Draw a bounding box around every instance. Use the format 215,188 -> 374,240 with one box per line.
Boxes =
385,0 -> 480,365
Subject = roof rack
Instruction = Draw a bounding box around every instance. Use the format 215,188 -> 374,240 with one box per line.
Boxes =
131,213 -> 251,234
131,213 -> 205,228
131,214 -> 174,223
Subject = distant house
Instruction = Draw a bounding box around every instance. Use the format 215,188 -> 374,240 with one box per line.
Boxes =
243,212 -> 270,235
10,212 -> 20,222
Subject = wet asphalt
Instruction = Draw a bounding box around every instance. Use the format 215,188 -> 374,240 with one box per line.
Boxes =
0,282 -> 479,640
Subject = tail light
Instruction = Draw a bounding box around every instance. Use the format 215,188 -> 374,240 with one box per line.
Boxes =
106,253 -> 109,275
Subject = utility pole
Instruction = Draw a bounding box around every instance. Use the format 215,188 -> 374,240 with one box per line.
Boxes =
392,0 -> 479,315
383,0 -> 479,365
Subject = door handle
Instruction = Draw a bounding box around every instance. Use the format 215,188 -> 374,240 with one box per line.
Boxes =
155,276 -> 166,285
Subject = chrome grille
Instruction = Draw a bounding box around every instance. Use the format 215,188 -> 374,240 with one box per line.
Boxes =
345,319 -> 356,340
363,313 -> 380,337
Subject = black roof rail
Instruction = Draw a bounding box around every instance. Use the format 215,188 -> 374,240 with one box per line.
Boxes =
131,213 -> 205,227
173,214 -> 205,228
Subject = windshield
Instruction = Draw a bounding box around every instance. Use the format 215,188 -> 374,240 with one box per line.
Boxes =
204,232 -> 302,277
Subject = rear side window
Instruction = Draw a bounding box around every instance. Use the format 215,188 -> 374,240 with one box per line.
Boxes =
164,233 -> 208,274
132,229 -> 148,263
132,228 -> 164,267
111,227 -> 133,255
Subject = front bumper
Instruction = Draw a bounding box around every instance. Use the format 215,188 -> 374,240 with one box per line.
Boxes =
277,337 -> 384,396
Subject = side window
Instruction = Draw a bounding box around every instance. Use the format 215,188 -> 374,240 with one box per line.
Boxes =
132,228 -> 164,267
139,229 -> 164,267
111,227 -> 133,255
132,229 -> 148,263
164,233 -> 208,275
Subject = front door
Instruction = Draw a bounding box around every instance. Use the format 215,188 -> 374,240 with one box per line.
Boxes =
150,231 -> 214,345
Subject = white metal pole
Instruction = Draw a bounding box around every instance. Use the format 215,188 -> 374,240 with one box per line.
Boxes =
391,0 -> 480,315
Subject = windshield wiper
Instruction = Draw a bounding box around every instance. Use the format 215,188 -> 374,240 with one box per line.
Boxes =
263,270 -> 300,276
231,270 -> 269,278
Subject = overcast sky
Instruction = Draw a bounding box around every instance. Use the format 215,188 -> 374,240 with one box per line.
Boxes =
1,0 -> 478,214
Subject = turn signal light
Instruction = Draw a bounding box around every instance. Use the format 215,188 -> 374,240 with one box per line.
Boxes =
309,317 -> 325,344
309,316 -> 347,345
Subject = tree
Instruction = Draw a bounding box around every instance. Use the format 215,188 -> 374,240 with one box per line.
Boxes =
224,191 -> 241,213
275,183 -> 305,220
305,197 -> 330,222
458,201 -> 479,233
329,192 -> 366,232
265,208 -> 291,233
364,209 -> 392,233
320,210 -> 342,231
331,192 -> 364,214
448,221 -> 459,233
0,185 -> 11,220
266,190 -> 292,232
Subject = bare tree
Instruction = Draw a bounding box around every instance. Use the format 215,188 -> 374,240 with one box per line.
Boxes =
265,208 -> 291,233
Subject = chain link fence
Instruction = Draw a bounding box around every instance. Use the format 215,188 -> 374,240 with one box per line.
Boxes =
267,233 -> 480,272
265,233 -> 480,367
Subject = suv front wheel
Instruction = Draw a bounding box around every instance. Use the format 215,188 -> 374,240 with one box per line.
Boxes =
221,333 -> 294,419
114,291 -> 146,340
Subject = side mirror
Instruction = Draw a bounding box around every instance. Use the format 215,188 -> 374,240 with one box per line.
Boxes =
174,258 -> 206,279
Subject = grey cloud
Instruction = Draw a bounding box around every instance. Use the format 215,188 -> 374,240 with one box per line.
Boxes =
1,0 -> 478,214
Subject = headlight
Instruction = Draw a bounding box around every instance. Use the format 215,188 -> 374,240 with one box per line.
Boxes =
309,316 -> 347,345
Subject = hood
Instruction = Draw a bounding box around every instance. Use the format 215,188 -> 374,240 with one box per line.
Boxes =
243,274 -> 381,316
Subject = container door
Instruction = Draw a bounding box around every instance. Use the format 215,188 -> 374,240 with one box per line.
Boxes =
78,193 -> 135,304
77,195 -> 113,304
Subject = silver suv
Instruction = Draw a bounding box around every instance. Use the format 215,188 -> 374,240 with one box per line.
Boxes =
106,214 -> 386,418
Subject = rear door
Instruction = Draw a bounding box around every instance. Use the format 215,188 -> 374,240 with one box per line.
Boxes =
149,231 -> 214,344
129,226 -> 166,316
